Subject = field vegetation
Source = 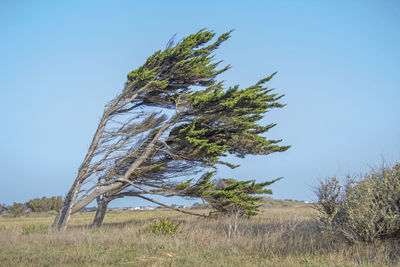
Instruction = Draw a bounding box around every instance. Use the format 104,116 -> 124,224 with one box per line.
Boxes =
1,199 -> 398,266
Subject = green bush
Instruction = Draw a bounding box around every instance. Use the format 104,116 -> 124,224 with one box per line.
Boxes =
316,163 -> 400,243
141,218 -> 181,235
8,202 -> 25,217
22,225 -> 49,234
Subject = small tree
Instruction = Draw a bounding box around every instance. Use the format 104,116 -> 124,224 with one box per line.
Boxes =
54,29 -> 289,230
8,202 -> 25,217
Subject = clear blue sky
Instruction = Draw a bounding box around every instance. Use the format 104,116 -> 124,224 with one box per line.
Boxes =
1,0 -> 399,207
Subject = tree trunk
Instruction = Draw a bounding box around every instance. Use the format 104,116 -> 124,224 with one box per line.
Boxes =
52,180 -> 80,230
91,196 -> 109,228
52,110 -> 112,230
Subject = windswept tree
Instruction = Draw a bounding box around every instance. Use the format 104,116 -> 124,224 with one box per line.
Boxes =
53,29 -> 289,230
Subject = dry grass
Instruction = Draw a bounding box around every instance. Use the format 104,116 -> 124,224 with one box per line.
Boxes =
0,203 -> 398,266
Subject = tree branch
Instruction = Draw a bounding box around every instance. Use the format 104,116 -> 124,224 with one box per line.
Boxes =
136,195 -> 208,217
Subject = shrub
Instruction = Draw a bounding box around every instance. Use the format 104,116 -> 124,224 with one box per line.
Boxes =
316,163 -> 400,243
8,202 -> 26,217
141,218 -> 181,235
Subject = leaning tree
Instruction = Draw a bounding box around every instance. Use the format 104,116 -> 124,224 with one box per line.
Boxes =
53,29 -> 289,230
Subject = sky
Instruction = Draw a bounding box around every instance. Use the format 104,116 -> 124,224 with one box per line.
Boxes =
0,0 -> 399,207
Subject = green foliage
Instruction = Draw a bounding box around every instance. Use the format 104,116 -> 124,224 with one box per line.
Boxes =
123,30 -> 290,171
141,218 -> 181,236
8,202 -> 25,217
176,172 -> 280,217
125,29 -> 232,106
25,196 -> 63,212
168,74 -> 290,168
316,163 -> 400,243
125,29 -> 289,183
204,178 -> 281,217
108,29 -> 289,194
22,225 -> 49,235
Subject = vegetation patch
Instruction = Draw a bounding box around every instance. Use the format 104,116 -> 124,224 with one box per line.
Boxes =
140,218 -> 181,236
22,224 -> 49,234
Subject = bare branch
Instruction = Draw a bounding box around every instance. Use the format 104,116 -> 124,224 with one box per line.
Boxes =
136,195 -> 208,217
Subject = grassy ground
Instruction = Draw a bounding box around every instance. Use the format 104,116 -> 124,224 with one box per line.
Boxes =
0,202 -> 398,266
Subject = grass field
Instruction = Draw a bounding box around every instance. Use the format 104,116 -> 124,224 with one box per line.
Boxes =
0,201 -> 398,266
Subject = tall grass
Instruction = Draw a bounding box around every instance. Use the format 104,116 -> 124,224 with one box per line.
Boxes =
0,202 -> 398,266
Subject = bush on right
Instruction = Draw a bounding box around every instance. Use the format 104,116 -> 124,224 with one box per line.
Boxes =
315,163 -> 400,243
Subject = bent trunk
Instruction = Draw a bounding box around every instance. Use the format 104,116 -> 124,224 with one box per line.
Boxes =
91,196 -> 109,228
52,108 -> 114,230
52,180 -> 80,230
